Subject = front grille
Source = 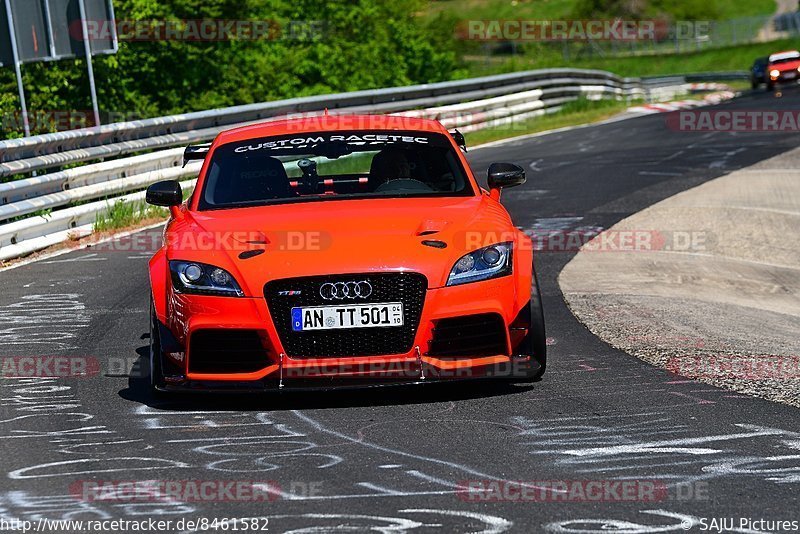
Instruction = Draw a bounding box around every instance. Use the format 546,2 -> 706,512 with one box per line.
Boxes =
428,313 -> 508,357
264,273 -> 427,358
189,330 -> 270,373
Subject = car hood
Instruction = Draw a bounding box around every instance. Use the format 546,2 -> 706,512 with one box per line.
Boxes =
168,195 -> 516,294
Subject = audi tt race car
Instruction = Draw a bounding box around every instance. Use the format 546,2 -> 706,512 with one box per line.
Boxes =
766,50 -> 800,89
145,115 -> 546,393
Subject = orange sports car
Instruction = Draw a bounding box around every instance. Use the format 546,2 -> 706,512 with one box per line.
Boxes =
145,115 -> 546,393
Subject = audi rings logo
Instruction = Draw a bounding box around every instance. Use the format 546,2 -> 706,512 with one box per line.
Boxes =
320,281 -> 373,300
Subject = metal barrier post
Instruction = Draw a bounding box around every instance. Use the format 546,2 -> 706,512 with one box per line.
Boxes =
3,0 -> 30,137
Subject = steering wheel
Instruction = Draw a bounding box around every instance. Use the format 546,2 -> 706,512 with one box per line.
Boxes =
374,179 -> 434,193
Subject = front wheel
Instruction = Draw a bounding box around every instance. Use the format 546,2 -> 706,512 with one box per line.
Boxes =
507,269 -> 547,383
526,269 -> 547,380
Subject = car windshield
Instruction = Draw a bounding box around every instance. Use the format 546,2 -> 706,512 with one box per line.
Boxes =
770,53 -> 800,64
198,130 -> 473,210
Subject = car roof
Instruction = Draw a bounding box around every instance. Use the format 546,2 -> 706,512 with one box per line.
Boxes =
769,50 -> 800,62
214,114 -> 449,146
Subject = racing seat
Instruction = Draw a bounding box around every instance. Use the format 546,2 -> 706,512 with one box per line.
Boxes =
369,148 -> 415,191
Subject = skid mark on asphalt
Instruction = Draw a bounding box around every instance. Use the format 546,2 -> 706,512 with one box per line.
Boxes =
667,391 -> 716,404
174,510 -> 512,534
41,254 -> 107,264
0,378 -> 195,521
0,294 -> 89,351
287,410 -> 558,499
0,490 -> 194,525
0,405 -> 510,531
511,411 -> 800,487
132,405 -> 484,500
353,417 -> 524,442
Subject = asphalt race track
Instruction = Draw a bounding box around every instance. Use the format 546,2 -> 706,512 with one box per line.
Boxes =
2,87 -> 800,533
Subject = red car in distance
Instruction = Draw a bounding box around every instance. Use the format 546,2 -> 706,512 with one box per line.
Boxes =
767,50 -> 800,90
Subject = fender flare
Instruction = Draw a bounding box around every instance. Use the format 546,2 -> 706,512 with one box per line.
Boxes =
515,230 -> 534,315
148,249 -> 168,324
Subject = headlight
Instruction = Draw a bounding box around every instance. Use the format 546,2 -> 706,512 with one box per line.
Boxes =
447,243 -> 513,286
770,69 -> 780,78
169,261 -> 243,296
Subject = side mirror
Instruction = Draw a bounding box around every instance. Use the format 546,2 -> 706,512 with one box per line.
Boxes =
487,162 -> 526,191
146,180 -> 182,207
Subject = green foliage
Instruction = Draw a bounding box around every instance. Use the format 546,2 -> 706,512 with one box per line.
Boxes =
428,0 -> 774,25
0,0 -> 780,140
1,0 -> 459,138
568,0 -> 775,20
94,198 -> 167,232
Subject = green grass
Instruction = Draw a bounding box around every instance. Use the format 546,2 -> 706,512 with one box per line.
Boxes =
428,0 -> 785,80
425,0 -> 581,22
718,0 -> 779,19
464,96 -> 637,145
569,38 -> 800,77
462,37 -> 800,78
721,79 -> 753,91
93,199 -> 168,232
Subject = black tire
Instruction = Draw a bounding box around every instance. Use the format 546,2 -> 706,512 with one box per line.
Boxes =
526,269 -> 547,381
506,269 -> 547,383
751,80 -> 758,89
149,298 -> 167,395
767,81 -> 775,91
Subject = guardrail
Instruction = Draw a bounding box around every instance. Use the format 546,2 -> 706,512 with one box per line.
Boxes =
644,71 -> 750,83
0,68 -> 741,262
0,69 -> 631,165
1,73 -> 642,180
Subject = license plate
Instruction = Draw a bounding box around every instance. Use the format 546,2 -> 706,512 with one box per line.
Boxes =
291,302 -> 404,331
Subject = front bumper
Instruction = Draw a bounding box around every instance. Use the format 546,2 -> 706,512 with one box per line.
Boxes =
771,71 -> 799,84
160,274 -> 534,390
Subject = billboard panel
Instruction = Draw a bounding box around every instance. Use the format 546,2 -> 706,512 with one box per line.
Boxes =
0,0 -> 116,66
46,0 -> 82,58
0,5 -> 12,66
8,0 -> 50,62
83,0 -> 115,54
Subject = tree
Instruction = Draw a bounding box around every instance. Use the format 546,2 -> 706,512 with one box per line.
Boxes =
1,0 -> 459,138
